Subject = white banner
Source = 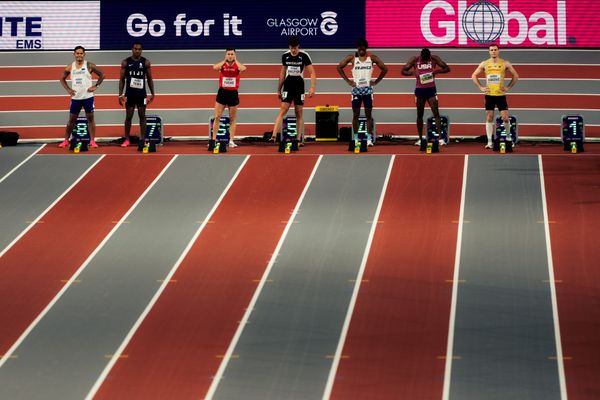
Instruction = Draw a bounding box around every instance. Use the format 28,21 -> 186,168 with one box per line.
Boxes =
0,1 -> 100,50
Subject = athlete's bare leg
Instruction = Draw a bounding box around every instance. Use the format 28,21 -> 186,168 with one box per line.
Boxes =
416,97 -> 427,140
229,106 -> 238,142
64,113 -> 78,140
294,104 -> 304,143
137,106 -> 147,142
428,96 -> 442,137
271,102 -> 292,142
85,112 -> 96,144
212,102 -> 226,140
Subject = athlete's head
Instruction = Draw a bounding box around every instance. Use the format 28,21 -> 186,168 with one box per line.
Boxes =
225,48 -> 236,62
420,48 -> 431,61
131,42 -> 143,58
356,38 -> 368,56
73,46 -> 85,62
488,44 -> 499,58
288,36 -> 300,56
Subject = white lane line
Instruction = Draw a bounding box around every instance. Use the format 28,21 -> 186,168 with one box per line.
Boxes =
321,155 -> 395,400
0,152 -> 103,259
84,155 -> 250,400
442,154 -> 469,400
538,155 -> 568,399
203,155 -> 323,400
0,144 -> 46,185
0,155 -> 177,369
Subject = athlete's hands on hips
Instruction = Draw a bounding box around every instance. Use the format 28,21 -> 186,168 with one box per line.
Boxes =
501,86 -> 508,93
87,85 -> 98,93
67,88 -> 76,96
370,79 -> 379,87
479,86 -> 489,94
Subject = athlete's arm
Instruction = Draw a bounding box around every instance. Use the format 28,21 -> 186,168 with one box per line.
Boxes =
87,63 -> 104,92
401,56 -> 417,76
277,65 -> 285,99
370,54 -> 388,86
471,62 -> 487,93
60,65 -> 75,96
432,55 -> 450,75
235,59 -> 247,72
336,54 -> 355,87
306,64 -> 316,97
118,59 -> 127,105
146,59 -> 155,104
213,59 -> 225,71
504,61 -> 519,92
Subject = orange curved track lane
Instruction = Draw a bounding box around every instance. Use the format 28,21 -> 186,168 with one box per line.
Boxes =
0,155 -> 172,355
94,155 -> 318,400
542,155 -> 600,400
330,156 -> 465,399
2,93 -> 598,111
1,64 -> 599,80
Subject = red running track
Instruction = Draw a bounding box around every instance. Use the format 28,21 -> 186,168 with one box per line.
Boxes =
0,155 -> 172,355
2,93 -> 598,111
543,155 -> 600,400
1,64 -> 599,80
94,155 -> 319,399
330,156 -> 465,399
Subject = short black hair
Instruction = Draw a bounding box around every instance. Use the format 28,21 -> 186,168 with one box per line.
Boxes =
288,36 -> 300,47
131,42 -> 143,49
74,46 -> 85,53
226,48 -> 236,52
420,48 -> 431,60
489,43 -> 499,49
356,38 -> 368,48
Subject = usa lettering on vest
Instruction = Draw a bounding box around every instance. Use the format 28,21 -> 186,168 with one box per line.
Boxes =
420,1 -> 567,45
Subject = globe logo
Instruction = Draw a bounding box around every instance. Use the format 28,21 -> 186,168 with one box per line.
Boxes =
462,1 -> 505,44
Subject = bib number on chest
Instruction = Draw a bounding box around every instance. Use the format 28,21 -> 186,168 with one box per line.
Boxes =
287,66 -> 302,76
221,77 -> 237,88
419,72 -> 434,85
129,78 -> 144,89
356,77 -> 370,88
487,74 -> 501,85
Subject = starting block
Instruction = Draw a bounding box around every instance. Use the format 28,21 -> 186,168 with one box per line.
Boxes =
279,115 -> 299,153
347,116 -> 374,153
138,114 -> 162,152
421,115 -> 449,153
69,116 -> 90,153
208,116 -> 231,153
561,114 -> 584,153
146,115 -> 163,144
427,115 -> 449,144
494,115 -> 518,153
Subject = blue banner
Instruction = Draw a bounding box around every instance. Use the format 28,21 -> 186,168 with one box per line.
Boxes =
100,0 -> 366,49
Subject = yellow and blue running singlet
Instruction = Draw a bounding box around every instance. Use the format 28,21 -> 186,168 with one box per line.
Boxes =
484,59 -> 506,96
